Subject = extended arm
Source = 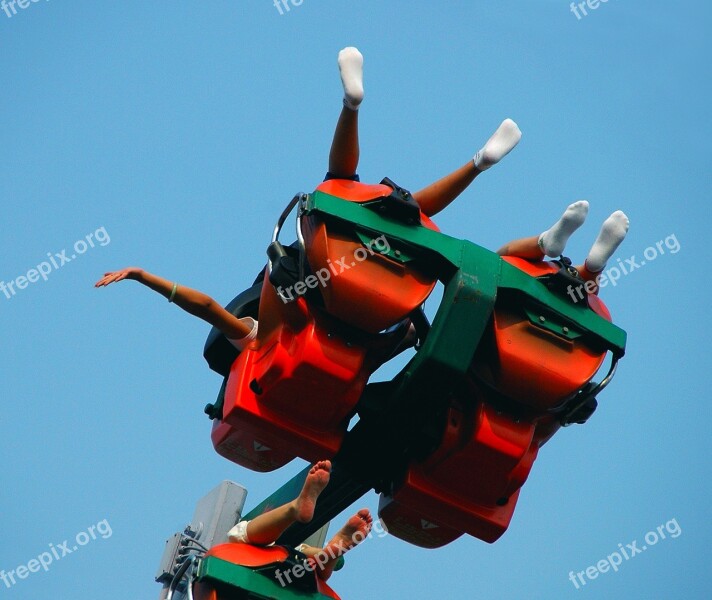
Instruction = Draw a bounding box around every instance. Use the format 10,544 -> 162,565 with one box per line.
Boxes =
95,267 -> 253,340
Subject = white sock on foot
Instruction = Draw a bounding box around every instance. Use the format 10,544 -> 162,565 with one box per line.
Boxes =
473,118 -> 522,171
538,200 -> 589,257
585,210 -> 630,272
338,47 -> 364,111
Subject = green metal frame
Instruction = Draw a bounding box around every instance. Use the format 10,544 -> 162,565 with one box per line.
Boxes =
202,186 -> 628,595
305,189 -> 626,358
196,556 -> 335,599
276,189 -> 625,543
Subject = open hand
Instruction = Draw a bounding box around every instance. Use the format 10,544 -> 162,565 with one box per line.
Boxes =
95,267 -> 143,288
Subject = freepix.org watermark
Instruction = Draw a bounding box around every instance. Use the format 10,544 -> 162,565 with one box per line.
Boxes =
276,234 -> 391,303
1,226 -> 111,301
272,0 -> 304,15
274,518 -> 388,587
566,233 -> 680,302
0,519 -> 113,590
568,517 -> 682,589
570,0 -> 613,21
1,0 -> 50,19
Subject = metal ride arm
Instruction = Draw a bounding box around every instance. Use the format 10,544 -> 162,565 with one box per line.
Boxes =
273,237 -> 501,545
303,190 -> 626,358
179,187 -> 629,596
258,189 -> 625,545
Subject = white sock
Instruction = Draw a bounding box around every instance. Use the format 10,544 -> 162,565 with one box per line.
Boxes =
585,211 -> 630,272
338,47 -> 364,111
473,118 -> 522,171
538,201 -> 589,257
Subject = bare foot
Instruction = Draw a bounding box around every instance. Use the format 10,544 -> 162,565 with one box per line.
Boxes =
293,460 -> 331,523
322,508 -> 373,557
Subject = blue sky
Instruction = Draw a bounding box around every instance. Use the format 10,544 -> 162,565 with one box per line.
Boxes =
1,1 -> 709,599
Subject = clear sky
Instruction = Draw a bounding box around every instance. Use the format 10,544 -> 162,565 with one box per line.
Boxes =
1,1 -> 709,599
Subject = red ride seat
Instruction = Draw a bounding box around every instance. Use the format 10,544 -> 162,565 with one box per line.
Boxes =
214,179 -> 439,470
476,256 -> 613,410
302,179 -> 439,333
193,544 -> 341,600
380,258 -> 615,547
379,402 -> 539,548
213,276 -> 371,472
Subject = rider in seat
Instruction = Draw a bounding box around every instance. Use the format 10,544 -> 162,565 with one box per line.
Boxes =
226,460 -> 372,583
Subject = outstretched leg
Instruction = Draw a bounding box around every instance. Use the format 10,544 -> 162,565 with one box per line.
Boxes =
328,47 -> 363,178
576,210 -> 629,289
497,200 -> 589,259
229,461 -> 331,546
309,509 -> 373,581
413,119 -> 522,217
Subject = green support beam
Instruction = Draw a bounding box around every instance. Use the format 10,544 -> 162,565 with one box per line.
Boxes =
305,190 -> 626,357
220,185 -> 627,568
196,556 -> 334,599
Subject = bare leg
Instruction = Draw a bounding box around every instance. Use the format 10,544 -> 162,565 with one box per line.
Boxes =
328,106 -> 360,178
242,461 -> 331,545
413,161 -> 480,217
327,47 -> 363,178
496,235 -> 544,259
498,201 -> 589,259
313,509 -> 373,581
412,119 -> 522,218
574,262 -> 600,292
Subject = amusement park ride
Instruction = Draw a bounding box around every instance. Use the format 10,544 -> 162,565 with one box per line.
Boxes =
156,177 -> 626,599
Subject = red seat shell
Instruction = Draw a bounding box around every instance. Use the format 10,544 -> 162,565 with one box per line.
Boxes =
378,403 -> 538,547
193,544 -> 341,600
214,283 -> 370,471
479,256 -> 611,410
302,179 -> 439,333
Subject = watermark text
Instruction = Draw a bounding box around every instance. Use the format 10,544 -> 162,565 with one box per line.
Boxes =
2,0 -> 51,20
1,226 -> 111,301
570,0 -> 613,21
274,518 -> 387,587
273,0 -> 304,16
567,233 -> 679,302
276,234 -> 391,303
568,517 -> 681,589
1,519 -> 113,589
